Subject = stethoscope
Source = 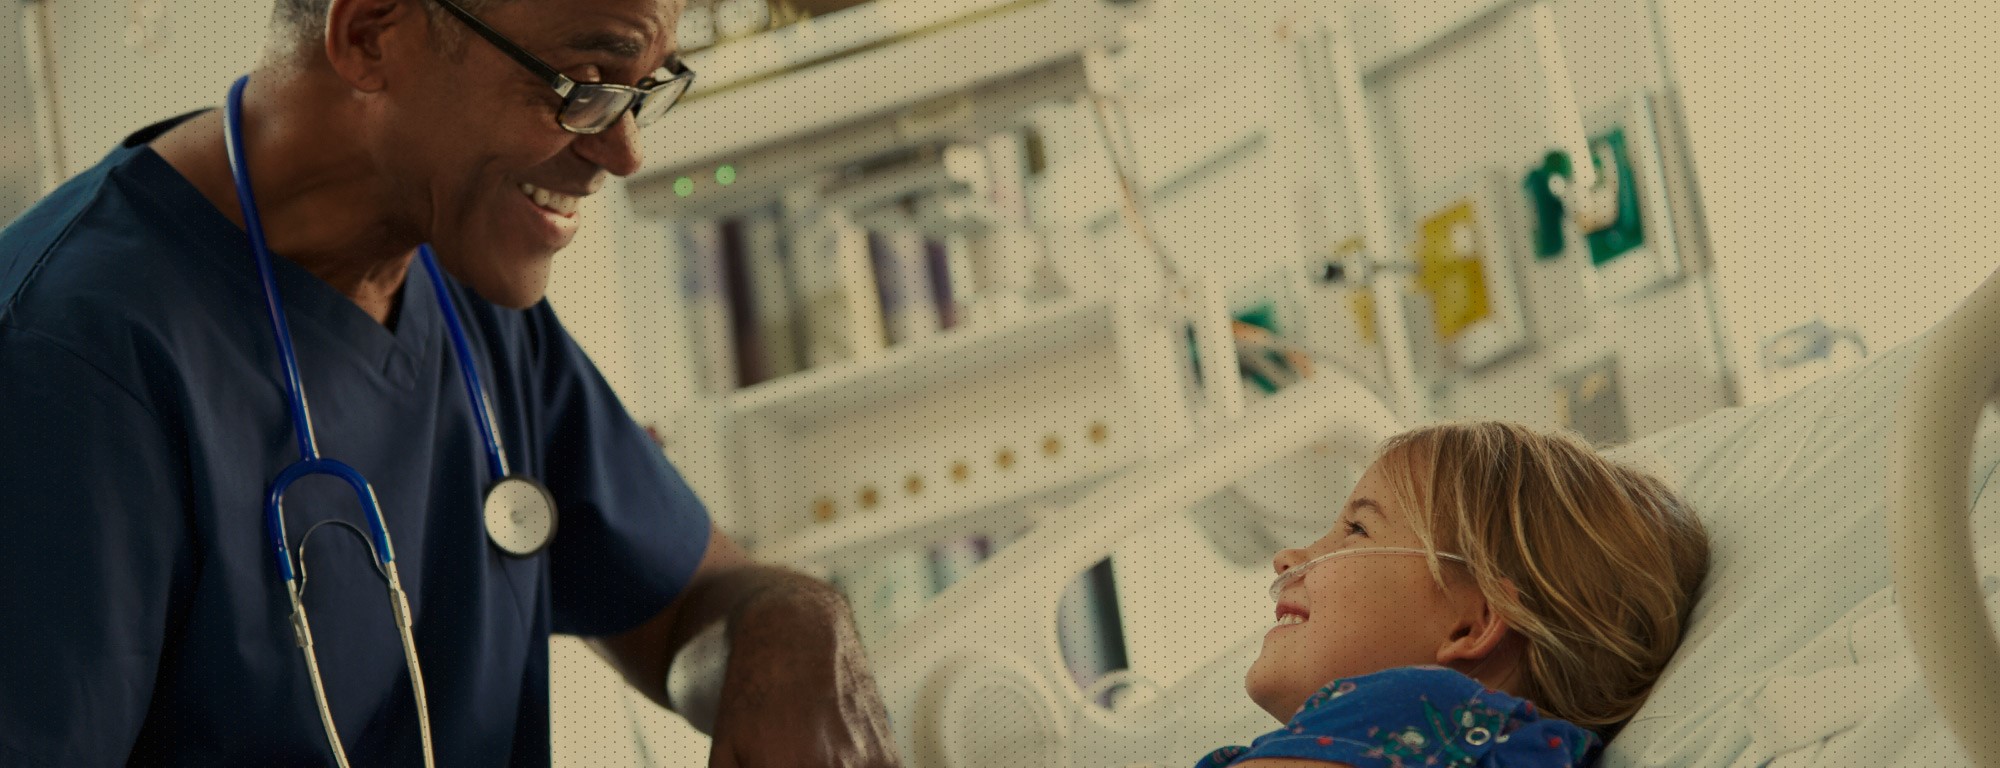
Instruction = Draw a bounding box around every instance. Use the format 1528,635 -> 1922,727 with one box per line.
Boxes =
225,74 -> 557,767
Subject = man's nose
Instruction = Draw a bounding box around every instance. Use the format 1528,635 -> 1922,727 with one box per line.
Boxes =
573,113 -> 645,177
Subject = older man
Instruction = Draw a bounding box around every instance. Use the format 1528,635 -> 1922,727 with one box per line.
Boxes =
0,0 -> 897,764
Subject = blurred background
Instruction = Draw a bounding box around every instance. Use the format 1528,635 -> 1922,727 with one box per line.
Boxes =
7,0 -> 1999,764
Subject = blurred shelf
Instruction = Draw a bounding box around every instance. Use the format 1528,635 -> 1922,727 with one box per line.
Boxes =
753,451 -> 1133,566
726,296 -> 1117,428
635,0 -> 1138,183
685,0 -> 1030,96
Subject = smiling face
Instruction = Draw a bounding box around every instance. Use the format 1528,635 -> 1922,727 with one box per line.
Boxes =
1243,454 -> 1501,721
373,0 -> 680,307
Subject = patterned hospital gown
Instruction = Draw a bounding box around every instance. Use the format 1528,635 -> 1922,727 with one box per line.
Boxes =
1196,666 -> 1600,767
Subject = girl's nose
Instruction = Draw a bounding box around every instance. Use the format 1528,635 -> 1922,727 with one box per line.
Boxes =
1272,547 -> 1308,575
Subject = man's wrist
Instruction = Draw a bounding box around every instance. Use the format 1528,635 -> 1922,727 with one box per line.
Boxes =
663,570 -> 858,730
718,577 -> 867,697
730,577 -> 851,631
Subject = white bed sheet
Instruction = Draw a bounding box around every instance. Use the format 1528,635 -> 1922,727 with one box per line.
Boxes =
1600,326 -> 2000,767
1739,558 -> 2000,768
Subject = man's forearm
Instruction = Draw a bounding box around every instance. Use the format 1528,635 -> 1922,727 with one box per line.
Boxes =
587,527 -> 902,762
588,564 -> 853,707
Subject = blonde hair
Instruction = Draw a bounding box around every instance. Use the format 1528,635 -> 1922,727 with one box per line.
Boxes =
1374,422 -> 1709,740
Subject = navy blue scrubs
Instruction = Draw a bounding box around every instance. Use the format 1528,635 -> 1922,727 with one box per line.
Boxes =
0,113 -> 713,765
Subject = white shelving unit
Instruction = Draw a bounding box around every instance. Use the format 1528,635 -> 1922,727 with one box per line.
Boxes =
724,295 -> 1115,428
727,250 -> 1196,568
632,0 -> 1144,220
621,0 -> 1216,578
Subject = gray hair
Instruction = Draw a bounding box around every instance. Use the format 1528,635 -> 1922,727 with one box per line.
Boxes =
271,0 -> 514,53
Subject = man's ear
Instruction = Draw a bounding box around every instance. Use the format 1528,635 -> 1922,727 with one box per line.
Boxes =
324,0 -> 418,92
1437,578 -> 1517,667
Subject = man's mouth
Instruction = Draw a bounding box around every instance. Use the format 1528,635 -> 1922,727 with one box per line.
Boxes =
519,182 -> 582,217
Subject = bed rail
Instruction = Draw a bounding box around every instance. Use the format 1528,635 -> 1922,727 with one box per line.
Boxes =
1890,264 -> 2000,768
867,370 -> 1403,766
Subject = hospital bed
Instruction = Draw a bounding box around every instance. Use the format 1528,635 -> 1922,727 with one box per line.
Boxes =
858,282 -> 2000,767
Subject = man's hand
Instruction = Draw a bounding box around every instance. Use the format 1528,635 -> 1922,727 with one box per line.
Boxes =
707,586 -> 901,767
587,525 -> 901,766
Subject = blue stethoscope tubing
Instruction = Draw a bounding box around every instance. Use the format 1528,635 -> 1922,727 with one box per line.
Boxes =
225,73 -> 551,767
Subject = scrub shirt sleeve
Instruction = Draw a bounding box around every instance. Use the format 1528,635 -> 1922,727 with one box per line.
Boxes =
0,327 -> 189,764
531,310 -> 712,637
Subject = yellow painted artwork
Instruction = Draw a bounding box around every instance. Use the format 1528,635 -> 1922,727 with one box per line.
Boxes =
1349,289 -> 1379,346
1414,201 -> 1493,340
1332,237 -> 1378,345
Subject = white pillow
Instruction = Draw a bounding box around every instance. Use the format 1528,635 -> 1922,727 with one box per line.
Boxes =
1599,326 -> 2000,767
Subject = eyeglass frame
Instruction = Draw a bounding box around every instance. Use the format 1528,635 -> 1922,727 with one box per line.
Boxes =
427,0 -> 695,135
1268,547 -> 1471,602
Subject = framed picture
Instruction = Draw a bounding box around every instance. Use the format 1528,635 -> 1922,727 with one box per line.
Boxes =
1406,168 -> 1534,372
1583,91 -> 1688,302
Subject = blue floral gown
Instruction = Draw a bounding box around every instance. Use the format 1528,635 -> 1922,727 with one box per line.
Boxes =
1197,666 -> 1601,767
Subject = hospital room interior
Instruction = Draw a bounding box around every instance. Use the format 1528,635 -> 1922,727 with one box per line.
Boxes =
8,0 -> 2000,764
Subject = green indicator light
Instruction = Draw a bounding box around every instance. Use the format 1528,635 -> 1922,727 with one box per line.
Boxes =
716,165 -> 737,186
674,176 -> 694,197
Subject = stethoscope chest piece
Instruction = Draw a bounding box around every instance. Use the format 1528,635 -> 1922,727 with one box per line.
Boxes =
484,476 -> 556,557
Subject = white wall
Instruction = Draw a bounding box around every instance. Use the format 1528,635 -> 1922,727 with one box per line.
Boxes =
2,1 -> 46,220
1129,0 -> 1734,446
40,0 -> 271,178
1659,0 -> 2000,405
1359,0 -> 1731,439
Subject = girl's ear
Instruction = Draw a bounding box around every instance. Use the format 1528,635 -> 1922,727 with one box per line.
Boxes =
1436,578 -> 1518,668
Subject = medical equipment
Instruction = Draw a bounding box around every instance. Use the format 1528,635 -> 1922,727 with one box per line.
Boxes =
1268,547 -> 1471,602
225,74 -> 558,768
858,371 -> 1404,766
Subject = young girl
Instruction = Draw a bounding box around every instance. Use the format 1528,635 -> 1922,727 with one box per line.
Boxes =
1200,422 -> 1710,767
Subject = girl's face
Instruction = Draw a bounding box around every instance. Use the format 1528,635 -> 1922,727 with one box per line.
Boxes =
1243,455 -> 1497,721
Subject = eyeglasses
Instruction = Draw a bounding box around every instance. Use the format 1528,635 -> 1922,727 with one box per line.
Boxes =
429,0 -> 695,135
1268,547 -> 1470,602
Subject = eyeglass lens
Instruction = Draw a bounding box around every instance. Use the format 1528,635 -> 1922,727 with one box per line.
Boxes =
634,79 -> 689,125
560,78 -> 691,133
561,87 -> 638,133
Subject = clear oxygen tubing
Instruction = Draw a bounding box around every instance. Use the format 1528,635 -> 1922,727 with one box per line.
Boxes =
1269,547 -> 1470,602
